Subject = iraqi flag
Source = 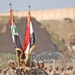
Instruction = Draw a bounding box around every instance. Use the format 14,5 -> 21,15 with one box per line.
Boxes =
23,10 -> 35,63
10,8 -> 25,63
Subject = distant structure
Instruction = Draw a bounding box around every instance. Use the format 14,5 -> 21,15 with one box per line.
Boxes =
0,7 -> 75,21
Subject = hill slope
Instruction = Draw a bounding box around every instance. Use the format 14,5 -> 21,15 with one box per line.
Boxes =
41,20 -> 75,57
0,16 -> 56,54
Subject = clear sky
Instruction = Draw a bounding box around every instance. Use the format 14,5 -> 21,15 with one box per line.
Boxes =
0,0 -> 75,13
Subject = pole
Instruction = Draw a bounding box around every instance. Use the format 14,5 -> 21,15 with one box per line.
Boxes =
28,5 -> 30,11
28,5 -> 32,73
9,3 -> 12,9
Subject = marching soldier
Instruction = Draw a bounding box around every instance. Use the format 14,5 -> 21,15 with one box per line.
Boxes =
54,66 -> 60,75
16,60 -> 25,75
37,60 -> 49,75
0,69 -> 2,75
65,66 -> 70,75
44,66 -> 48,73
6,60 -> 17,75
60,67 -> 66,75
69,66 -> 75,75
48,66 -> 54,75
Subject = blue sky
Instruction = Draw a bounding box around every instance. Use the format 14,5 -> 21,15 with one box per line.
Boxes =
0,0 -> 75,13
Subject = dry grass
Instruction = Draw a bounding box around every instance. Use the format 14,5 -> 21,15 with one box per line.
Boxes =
41,20 -> 75,56
0,53 -> 16,69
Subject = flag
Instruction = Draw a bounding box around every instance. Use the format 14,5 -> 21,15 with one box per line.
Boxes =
23,10 -> 35,64
10,8 -> 25,64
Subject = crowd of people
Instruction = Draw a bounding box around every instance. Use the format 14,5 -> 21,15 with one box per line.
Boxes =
0,60 -> 75,75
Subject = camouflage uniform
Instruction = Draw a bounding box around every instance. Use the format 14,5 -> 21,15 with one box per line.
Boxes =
54,70 -> 60,75
35,69 -> 49,75
16,68 -> 25,75
65,66 -> 75,75
60,71 -> 66,75
48,67 -> 54,75
48,71 -> 54,75
69,66 -> 75,75
35,60 -> 48,75
68,70 -> 75,75
6,68 -> 17,75
60,67 -> 66,75
6,60 -> 17,75
0,69 -> 2,75
53,66 -> 60,75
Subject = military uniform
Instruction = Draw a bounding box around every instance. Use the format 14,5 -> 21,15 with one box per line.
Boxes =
68,70 -> 75,75
54,66 -> 60,75
0,69 -> 2,75
48,67 -> 54,75
48,71 -> 54,75
54,70 -> 60,75
6,68 -> 17,75
60,71 -> 66,75
6,60 -> 17,75
16,68 -> 25,75
35,69 -> 48,75
36,60 -> 49,75
60,67 -> 66,75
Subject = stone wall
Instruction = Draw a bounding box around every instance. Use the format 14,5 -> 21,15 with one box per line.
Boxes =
0,8 -> 75,21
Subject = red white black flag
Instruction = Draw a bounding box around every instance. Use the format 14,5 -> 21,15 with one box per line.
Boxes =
23,10 -> 35,63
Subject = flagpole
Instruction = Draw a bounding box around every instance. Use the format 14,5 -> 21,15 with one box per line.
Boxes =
28,5 -> 30,11
28,5 -> 32,71
28,5 -> 31,68
9,3 -> 12,9
9,3 -> 20,70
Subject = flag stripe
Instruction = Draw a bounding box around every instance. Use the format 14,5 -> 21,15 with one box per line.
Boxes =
23,10 -> 35,64
25,43 -> 30,54
30,21 -> 34,34
10,9 -> 13,25
24,21 -> 30,51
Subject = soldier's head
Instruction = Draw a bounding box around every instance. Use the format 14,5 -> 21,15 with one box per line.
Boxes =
61,67 -> 64,72
67,66 -> 70,70
3,69 -> 6,74
8,60 -> 15,69
19,60 -> 24,66
44,66 -> 47,70
49,67 -> 52,72
70,66 -> 73,70
55,66 -> 59,71
38,60 -> 44,69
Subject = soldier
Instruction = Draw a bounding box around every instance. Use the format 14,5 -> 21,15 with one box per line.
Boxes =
69,66 -> 75,75
44,66 -> 48,73
6,60 -> 17,75
65,66 -> 70,75
37,60 -> 49,75
54,66 -> 60,75
48,66 -> 54,75
16,60 -> 26,75
0,69 -> 2,75
60,67 -> 66,75
3,69 -> 7,75
30,69 -> 36,75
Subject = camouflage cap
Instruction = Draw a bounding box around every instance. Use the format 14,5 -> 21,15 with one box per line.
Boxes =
8,60 -> 14,65
38,60 -> 43,64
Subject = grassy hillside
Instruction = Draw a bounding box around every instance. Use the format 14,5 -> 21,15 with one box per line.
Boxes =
0,16 -> 56,53
0,53 -> 16,69
41,20 -> 75,57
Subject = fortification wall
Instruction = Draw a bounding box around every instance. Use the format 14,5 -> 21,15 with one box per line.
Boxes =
0,8 -> 75,21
